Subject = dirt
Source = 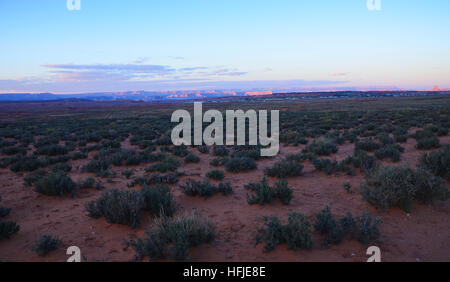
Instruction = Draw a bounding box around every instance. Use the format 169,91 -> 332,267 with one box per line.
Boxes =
0,136 -> 449,262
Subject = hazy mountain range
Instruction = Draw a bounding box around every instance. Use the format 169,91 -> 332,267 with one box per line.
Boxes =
0,86 -> 448,102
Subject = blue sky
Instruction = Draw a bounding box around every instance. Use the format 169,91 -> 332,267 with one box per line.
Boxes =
1,0 -> 449,93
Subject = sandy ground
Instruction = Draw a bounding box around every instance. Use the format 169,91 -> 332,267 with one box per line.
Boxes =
0,136 -> 449,262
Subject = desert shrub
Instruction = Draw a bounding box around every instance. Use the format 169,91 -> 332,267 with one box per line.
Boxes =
286,152 -> 317,162
141,185 -> 176,217
394,134 -> 407,143
33,234 -> 61,256
231,147 -> 262,160
217,182 -> 233,195
245,178 -> 274,205
78,177 -> 96,189
361,166 -> 417,212
86,189 -> 143,228
0,196 -> 11,218
417,145 -> 450,179
34,171 -> 77,196
416,136 -> 440,150
0,206 -> 11,218
355,139 -> 381,152
209,157 -> 228,167
128,212 -> 215,261
146,155 -> 180,173
173,145 -> 189,157
313,158 -> 339,175
70,151 -> 88,160
343,182 -> 352,193
346,150 -> 378,172
181,180 -> 217,198
361,165 -> 448,212
413,169 -> 448,204
265,159 -> 303,178
10,156 -> 46,172
274,179 -> 293,205
304,139 -> 338,156
35,145 -> 69,156
213,146 -> 229,157
206,170 -> 225,181
245,178 -> 292,205
1,146 -> 26,156
225,157 -> 257,173
257,213 -> 313,252
121,169 -> 135,179
145,152 -> 168,162
374,144 -> 403,162
50,162 -> 72,172
23,169 -> 47,187
84,159 -> 110,174
314,206 -> 337,234
436,127 -> 448,136
0,221 -> 20,240
197,145 -> 210,154
355,212 -> 381,244
128,173 -> 178,187
377,133 -> 394,145
184,153 -> 200,163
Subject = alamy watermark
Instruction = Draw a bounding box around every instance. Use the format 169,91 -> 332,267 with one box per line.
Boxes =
367,0 -> 381,11
67,0 -> 81,11
171,102 -> 279,157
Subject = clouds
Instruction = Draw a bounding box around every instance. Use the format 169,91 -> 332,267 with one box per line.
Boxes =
42,63 -> 248,83
0,59 -> 345,93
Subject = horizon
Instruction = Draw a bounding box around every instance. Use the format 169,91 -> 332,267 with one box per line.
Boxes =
1,0 -> 450,93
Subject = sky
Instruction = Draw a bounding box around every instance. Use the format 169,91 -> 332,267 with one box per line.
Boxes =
0,0 -> 449,93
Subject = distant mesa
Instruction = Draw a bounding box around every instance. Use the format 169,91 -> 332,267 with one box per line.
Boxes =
244,90 -> 273,96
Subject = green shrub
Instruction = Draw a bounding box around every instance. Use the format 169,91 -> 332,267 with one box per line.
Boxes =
355,139 -> 381,152
213,146 -> 229,157
34,171 -> 77,196
414,169 -> 448,204
36,145 -> 68,156
128,212 -> 215,261
1,146 -> 26,156
417,145 -> 450,179
217,182 -> 233,195
209,157 -> 228,167
24,169 -> 47,187
361,165 -> 448,212
141,185 -> 176,217
197,145 -> 210,154
86,189 -> 143,228
180,180 -> 217,198
246,178 -> 274,205
78,177 -> 96,189
225,157 -> 257,172
374,144 -> 403,162
206,170 -> 225,181
121,169 -> 135,179
173,145 -> 189,157
146,155 -> 180,173
274,179 -> 293,205
0,221 -> 20,240
355,212 -> 381,244
361,166 -> 417,212
304,139 -> 338,156
343,182 -> 352,193
314,206 -> 337,234
416,137 -> 440,150
33,234 -> 61,256
184,153 -> 200,163
257,213 -> 313,252
265,160 -> 303,178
